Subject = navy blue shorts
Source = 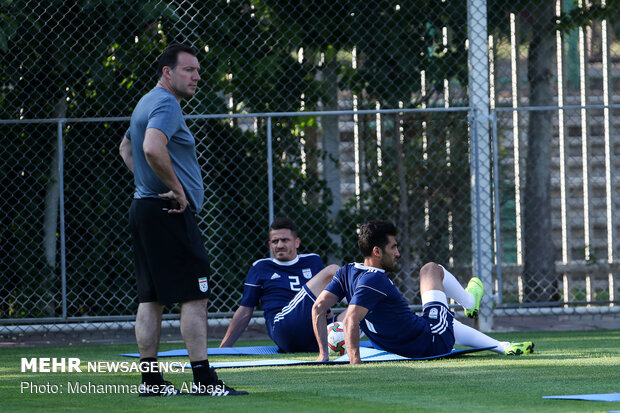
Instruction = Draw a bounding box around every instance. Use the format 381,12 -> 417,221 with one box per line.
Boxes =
129,198 -> 211,305
270,285 -> 334,352
360,302 -> 454,358
419,302 -> 455,356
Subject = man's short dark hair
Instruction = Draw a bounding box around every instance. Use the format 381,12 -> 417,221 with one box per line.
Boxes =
358,220 -> 397,257
157,43 -> 196,78
269,217 -> 298,237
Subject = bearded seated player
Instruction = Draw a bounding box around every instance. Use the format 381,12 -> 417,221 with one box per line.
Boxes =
312,221 -> 534,364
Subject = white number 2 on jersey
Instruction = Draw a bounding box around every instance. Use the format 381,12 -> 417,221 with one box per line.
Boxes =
288,276 -> 301,291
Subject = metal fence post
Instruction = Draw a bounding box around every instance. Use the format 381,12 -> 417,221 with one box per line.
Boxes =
467,0 -> 494,331
491,109 -> 503,305
267,116 -> 274,247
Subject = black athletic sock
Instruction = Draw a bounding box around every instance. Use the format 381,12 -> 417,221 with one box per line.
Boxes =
190,359 -> 214,386
140,357 -> 164,385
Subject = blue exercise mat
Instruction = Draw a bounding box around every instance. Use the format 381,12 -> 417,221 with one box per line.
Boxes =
121,346 -> 280,357
543,393 -> 620,402
332,346 -> 495,362
204,346 -> 495,369
121,341 -> 374,358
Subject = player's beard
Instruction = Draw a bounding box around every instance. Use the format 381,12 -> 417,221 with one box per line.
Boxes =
380,253 -> 399,272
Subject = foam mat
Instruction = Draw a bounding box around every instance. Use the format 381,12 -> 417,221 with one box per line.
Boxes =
121,341 -> 374,358
206,346 -> 495,369
543,393 -> 620,402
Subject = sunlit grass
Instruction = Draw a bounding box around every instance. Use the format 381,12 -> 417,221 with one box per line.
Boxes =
1,330 -> 619,412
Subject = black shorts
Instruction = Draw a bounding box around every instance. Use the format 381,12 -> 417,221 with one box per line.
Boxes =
129,198 -> 211,305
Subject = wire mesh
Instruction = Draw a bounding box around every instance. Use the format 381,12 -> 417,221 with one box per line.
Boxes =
1,0 -> 620,331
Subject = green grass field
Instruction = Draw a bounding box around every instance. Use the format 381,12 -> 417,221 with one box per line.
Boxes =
1,330 -> 619,412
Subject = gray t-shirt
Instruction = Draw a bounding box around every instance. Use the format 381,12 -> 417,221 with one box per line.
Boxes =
126,87 -> 204,213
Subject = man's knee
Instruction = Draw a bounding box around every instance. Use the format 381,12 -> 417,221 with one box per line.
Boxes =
318,264 -> 339,281
306,264 -> 339,295
180,299 -> 208,317
420,262 -> 441,276
419,262 -> 444,291
137,302 -> 165,318
420,262 -> 444,280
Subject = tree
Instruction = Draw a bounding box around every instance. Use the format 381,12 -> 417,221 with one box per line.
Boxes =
488,0 -> 620,302
486,0 -> 560,302
0,0 -> 336,317
522,0 -> 558,302
248,1 -> 471,274
1,0 -> 179,315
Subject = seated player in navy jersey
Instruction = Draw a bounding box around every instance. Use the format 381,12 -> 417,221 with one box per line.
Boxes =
312,220 -> 534,364
220,217 -> 341,352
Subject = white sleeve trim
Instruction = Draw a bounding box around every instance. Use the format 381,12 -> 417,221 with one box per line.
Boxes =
358,285 -> 388,297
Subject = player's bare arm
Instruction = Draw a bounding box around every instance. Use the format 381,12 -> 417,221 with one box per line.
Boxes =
219,305 -> 254,347
119,136 -> 134,173
342,304 -> 369,365
143,127 -> 188,213
312,290 -> 339,362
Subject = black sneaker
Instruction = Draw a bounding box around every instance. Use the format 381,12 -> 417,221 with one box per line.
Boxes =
138,380 -> 183,397
191,368 -> 248,396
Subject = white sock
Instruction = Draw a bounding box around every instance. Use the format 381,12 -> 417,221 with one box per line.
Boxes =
421,290 -> 448,306
440,265 -> 475,309
453,319 -> 508,354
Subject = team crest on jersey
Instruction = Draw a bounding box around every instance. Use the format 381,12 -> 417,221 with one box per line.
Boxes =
429,308 -> 438,319
302,268 -> 312,279
198,277 -> 209,293
270,273 -> 281,280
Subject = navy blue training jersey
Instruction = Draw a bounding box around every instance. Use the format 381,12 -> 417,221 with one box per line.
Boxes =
240,254 -> 324,330
325,263 -> 432,356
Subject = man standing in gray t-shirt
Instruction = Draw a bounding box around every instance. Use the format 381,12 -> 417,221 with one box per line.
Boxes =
119,43 -> 246,397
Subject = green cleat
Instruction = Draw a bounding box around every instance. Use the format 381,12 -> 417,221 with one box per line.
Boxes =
504,341 -> 535,356
464,277 -> 484,318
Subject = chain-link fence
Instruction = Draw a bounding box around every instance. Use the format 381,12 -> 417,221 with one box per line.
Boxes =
1,0 -> 620,333
489,0 -> 620,320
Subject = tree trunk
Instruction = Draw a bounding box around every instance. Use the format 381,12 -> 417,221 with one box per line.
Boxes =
393,113 -> 414,301
42,88 -> 67,316
322,57 -> 342,258
523,2 -> 559,302
303,49 -> 320,206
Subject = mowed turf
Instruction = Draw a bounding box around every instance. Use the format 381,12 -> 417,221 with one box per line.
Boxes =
1,330 -> 619,412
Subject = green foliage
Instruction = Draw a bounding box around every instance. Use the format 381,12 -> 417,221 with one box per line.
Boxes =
61,122 -> 136,316
194,118 -> 334,312
3,0 -> 615,319
336,110 -> 472,269
0,0 -> 176,119
557,0 -> 620,33
0,122 -> 59,317
345,1 -> 469,105
0,1 -> 335,318
258,0 -> 470,107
